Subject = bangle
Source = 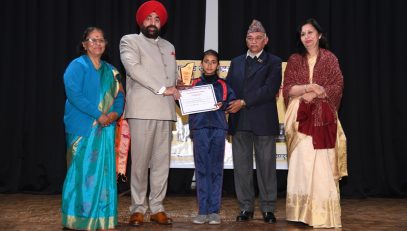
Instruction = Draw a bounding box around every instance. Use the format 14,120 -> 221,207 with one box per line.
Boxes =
304,84 -> 308,93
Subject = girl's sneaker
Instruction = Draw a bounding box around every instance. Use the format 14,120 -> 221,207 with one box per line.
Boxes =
192,214 -> 208,224
208,213 -> 221,225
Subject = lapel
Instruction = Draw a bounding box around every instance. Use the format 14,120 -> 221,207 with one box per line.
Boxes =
233,56 -> 246,97
237,55 -> 246,81
246,52 -> 268,79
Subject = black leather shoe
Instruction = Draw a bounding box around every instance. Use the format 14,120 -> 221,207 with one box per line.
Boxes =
236,210 -> 253,222
263,212 -> 276,224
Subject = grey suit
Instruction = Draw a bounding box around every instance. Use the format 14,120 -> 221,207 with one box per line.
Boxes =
120,33 -> 177,214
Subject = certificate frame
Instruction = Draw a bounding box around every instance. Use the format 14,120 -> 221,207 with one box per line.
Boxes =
178,84 -> 218,115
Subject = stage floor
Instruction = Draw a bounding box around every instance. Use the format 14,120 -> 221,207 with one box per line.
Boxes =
0,193 -> 406,230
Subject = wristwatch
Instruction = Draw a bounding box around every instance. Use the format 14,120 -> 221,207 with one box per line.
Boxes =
240,99 -> 246,107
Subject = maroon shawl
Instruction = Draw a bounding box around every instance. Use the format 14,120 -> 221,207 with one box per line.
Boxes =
283,49 -> 343,149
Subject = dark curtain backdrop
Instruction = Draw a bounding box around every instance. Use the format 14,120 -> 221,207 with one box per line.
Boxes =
219,0 -> 407,197
0,0 -> 205,193
1,0 -> 407,198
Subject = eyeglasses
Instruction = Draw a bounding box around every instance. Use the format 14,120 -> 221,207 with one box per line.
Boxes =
246,36 -> 265,43
86,38 -> 108,45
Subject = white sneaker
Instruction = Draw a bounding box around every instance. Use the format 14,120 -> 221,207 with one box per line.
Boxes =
192,214 -> 207,224
208,213 -> 221,225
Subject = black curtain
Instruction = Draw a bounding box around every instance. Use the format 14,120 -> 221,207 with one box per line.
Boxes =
219,0 -> 407,197
2,0 -> 407,198
0,0 -> 205,193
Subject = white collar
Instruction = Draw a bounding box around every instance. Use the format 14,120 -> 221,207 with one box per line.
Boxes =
246,50 -> 263,59
140,32 -> 160,42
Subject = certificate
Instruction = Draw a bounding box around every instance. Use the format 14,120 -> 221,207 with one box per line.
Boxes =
179,84 -> 218,115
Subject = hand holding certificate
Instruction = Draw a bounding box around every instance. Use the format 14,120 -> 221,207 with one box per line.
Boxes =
179,84 -> 218,115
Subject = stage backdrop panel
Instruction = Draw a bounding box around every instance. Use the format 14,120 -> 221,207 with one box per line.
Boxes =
171,60 -> 288,169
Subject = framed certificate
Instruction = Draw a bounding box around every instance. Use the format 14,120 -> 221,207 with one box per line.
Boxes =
179,84 -> 218,115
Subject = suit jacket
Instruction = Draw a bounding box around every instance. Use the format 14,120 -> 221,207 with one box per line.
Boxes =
120,33 -> 177,121
227,51 -> 282,136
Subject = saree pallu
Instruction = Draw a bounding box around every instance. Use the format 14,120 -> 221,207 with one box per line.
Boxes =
284,97 -> 347,228
62,62 -> 119,230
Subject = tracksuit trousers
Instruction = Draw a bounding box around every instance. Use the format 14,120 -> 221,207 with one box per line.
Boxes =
191,128 -> 226,214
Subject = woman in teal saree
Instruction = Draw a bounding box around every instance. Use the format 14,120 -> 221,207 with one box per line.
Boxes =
62,27 -> 124,230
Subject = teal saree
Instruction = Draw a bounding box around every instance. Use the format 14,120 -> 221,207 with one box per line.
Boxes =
62,62 -> 120,230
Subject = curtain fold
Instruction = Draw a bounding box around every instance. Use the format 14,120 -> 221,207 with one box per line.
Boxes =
1,0 -> 407,197
0,0 -> 206,193
219,0 -> 407,197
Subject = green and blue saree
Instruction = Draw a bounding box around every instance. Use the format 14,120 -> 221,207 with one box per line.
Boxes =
62,62 -> 121,230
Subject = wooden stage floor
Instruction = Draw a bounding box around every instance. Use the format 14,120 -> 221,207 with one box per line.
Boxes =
0,193 -> 406,230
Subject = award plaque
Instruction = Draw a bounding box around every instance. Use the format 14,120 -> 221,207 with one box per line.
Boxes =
180,62 -> 194,85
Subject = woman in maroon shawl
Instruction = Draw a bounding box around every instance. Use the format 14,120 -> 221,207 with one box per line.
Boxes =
283,18 -> 347,228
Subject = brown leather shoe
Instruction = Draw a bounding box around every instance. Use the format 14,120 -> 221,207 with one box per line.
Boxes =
150,212 -> 173,225
129,212 -> 144,226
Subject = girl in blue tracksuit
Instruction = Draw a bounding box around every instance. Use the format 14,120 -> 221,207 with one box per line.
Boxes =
189,50 -> 236,224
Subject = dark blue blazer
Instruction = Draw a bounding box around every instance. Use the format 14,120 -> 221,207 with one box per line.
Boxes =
227,51 -> 282,136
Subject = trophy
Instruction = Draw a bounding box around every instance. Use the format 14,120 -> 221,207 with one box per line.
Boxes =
179,62 -> 194,85
276,123 -> 286,142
